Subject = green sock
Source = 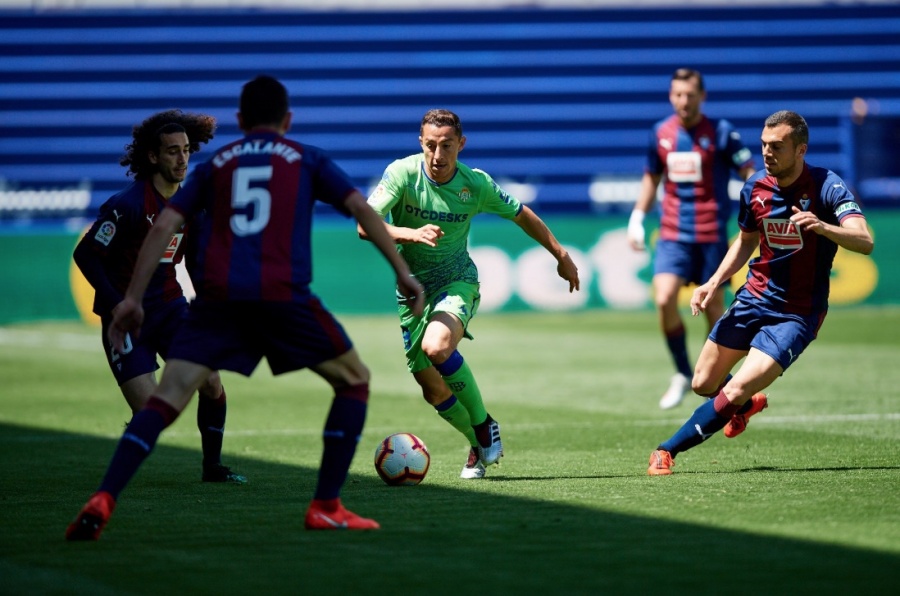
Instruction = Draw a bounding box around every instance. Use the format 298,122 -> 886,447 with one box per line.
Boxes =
440,359 -> 488,427
434,397 -> 478,447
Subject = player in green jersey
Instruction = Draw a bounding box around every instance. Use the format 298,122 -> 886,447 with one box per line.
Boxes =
360,109 -> 580,478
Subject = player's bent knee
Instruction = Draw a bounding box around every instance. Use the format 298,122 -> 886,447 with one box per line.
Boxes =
198,371 -> 223,399
315,350 -> 370,388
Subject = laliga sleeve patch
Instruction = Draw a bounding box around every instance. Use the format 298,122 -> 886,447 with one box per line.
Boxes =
94,221 -> 116,246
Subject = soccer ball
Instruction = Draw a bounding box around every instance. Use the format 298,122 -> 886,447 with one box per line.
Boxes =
373,432 -> 431,486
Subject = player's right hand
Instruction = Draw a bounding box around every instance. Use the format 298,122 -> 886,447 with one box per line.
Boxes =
627,210 -> 646,251
412,224 -> 444,247
690,283 -> 714,316
109,297 -> 144,353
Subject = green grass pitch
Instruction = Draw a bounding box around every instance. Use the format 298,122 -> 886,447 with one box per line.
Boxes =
1,308 -> 898,594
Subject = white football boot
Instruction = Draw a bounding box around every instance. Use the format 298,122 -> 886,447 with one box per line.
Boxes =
659,373 -> 692,410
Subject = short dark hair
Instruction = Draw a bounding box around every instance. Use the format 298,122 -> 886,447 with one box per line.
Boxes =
765,110 -> 809,146
120,109 -> 216,180
240,75 -> 289,129
672,68 -> 705,92
420,109 -> 463,138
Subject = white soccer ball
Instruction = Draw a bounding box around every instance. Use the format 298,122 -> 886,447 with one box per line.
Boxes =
373,432 -> 431,486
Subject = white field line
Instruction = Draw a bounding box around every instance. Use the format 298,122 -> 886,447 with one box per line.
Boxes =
1,413 -> 897,444
181,413 -> 900,437
0,328 -> 99,352
635,412 -> 900,426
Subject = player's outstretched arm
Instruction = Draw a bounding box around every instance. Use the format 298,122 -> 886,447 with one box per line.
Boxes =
690,230 -> 759,315
513,205 -> 580,293
347,191 -> 425,315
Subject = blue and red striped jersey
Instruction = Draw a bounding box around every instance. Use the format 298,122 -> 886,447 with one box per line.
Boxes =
169,131 -> 355,302
75,179 -> 187,315
646,114 -> 754,243
737,163 -> 866,315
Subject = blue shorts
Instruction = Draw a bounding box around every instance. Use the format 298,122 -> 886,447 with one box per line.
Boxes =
709,295 -> 825,371
167,296 -> 353,377
654,239 -> 728,286
100,298 -> 188,385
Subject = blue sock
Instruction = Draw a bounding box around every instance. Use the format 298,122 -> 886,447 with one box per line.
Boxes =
98,397 -> 178,499
434,350 -> 464,376
314,385 -> 368,501
434,395 -> 458,412
659,396 -> 732,456
197,389 -> 226,467
665,325 -> 693,378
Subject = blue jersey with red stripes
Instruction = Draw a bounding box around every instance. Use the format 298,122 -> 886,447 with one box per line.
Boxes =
736,163 -> 865,315
75,179 -> 187,315
169,131 -> 355,302
646,114 -> 754,243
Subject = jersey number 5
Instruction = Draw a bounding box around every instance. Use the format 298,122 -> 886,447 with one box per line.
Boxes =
231,166 -> 273,236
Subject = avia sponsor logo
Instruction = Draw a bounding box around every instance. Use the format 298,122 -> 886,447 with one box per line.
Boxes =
161,233 -> 183,263
763,218 -> 804,250
403,204 -> 469,223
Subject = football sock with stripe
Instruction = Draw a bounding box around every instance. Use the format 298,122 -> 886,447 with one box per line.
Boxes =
434,395 -> 478,447
197,388 -> 227,467
434,350 -> 488,426
665,324 -> 693,378
314,384 -> 369,501
659,392 -> 737,456
98,396 -> 180,500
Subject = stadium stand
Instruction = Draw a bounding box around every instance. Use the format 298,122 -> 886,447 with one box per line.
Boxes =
1,4 -> 899,222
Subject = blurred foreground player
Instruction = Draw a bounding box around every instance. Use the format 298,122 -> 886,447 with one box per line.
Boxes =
648,110 -> 873,475
66,75 -> 423,539
73,109 -> 245,484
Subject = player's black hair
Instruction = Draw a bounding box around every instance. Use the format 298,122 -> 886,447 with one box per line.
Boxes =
121,109 -> 216,180
420,109 -> 463,139
240,75 -> 290,129
672,68 -> 705,92
765,110 -> 809,146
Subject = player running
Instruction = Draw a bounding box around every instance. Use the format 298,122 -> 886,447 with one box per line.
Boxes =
360,109 -> 580,479
627,68 -> 755,410
647,110 -> 873,475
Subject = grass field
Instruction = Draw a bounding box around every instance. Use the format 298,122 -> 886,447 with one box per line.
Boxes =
1,308 -> 898,595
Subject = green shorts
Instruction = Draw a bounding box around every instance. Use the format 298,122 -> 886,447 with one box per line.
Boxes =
398,280 -> 480,373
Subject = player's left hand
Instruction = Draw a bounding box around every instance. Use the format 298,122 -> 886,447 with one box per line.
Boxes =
557,253 -> 580,293
397,274 -> 426,316
790,206 -> 825,235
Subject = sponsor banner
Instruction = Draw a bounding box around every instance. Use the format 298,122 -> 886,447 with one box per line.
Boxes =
0,212 -> 895,325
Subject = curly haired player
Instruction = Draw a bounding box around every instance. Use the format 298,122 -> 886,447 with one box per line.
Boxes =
73,109 -> 246,485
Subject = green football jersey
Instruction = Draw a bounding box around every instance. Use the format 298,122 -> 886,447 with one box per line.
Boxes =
368,154 -> 522,294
